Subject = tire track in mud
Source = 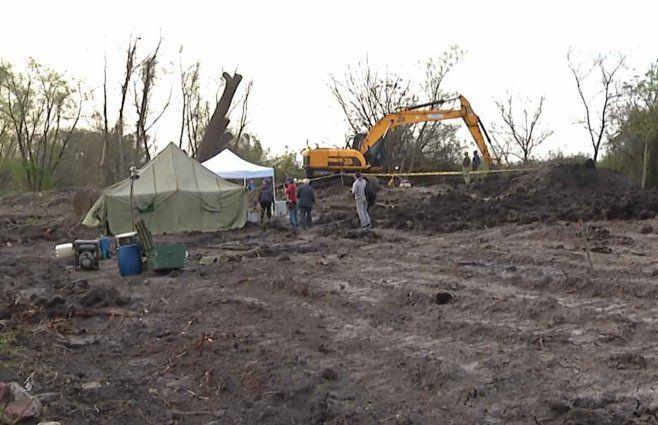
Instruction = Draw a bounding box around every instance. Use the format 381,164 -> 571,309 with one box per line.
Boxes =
152,221 -> 657,423
158,226 -> 650,423
296,225 -> 658,422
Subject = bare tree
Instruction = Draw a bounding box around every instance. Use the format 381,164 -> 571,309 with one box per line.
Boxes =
115,38 -> 138,178
406,46 -> 463,170
234,80 -> 253,146
97,37 -> 171,182
329,47 -> 463,171
179,61 -> 211,157
133,39 -> 170,163
567,50 -> 626,163
329,58 -> 414,136
0,66 -> 15,169
99,37 -> 139,182
100,54 -> 110,166
0,60 -> 82,191
494,94 -> 552,162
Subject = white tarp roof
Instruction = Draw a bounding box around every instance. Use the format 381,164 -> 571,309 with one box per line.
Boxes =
202,148 -> 274,180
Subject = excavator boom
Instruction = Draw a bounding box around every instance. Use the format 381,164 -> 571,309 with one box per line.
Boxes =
302,94 -> 495,176
358,95 -> 494,168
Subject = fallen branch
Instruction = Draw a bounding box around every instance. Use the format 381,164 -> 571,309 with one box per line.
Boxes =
170,409 -> 214,416
218,242 -> 258,251
376,202 -> 395,209
69,307 -> 137,318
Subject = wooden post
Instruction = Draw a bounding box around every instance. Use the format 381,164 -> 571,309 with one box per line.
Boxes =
129,166 -> 139,230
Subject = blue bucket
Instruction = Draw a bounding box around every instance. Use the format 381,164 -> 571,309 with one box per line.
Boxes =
99,236 -> 112,260
118,244 -> 142,277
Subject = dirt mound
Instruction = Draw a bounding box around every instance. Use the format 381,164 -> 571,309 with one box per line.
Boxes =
0,188 -> 96,244
373,164 -> 658,232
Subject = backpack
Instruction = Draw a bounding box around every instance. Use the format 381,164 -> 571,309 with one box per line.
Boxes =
365,178 -> 377,204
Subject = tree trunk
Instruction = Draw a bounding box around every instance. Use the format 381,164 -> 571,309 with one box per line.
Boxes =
641,137 -> 650,190
197,72 -> 242,163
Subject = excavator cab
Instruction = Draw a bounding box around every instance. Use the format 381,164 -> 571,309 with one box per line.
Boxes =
348,133 -> 365,150
351,133 -> 386,167
364,140 -> 386,167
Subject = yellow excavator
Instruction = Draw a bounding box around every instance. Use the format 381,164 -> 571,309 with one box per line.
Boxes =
302,95 -> 496,177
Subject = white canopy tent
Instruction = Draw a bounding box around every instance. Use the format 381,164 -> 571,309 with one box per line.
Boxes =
202,148 -> 276,201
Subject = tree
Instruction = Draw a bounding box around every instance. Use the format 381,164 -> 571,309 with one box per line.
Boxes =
329,58 -> 415,136
234,80 -> 253,147
133,39 -> 170,163
0,66 -> 14,170
567,50 -> 626,163
493,94 -> 552,162
179,60 -> 210,158
99,38 -> 139,183
197,71 -> 242,163
97,36 -> 169,183
606,61 -> 658,189
0,60 -> 82,191
402,47 -> 463,171
265,148 -> 304,179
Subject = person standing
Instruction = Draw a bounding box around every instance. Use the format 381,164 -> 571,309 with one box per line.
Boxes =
258,180 -> 274,225
297,178 -> 315,230
285,178 -> 299,228
462,152 -> 471,185
472,151 -> 482,181
472,151 -> 482,171
351,172 -> 371,229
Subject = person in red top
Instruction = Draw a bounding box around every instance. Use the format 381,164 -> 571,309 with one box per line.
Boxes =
284,178 -> 299,228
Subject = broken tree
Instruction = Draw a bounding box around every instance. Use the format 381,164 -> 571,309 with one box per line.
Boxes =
196,72 -> 242,163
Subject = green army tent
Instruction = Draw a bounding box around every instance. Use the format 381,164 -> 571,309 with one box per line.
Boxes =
83,143 -> 247,235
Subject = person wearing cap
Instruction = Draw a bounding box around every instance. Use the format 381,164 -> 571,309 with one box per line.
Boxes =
296,178 -> 315,229
351,172 -> 371,229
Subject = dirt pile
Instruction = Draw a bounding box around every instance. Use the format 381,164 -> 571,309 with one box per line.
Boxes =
0,188 -> 96,245
373,164 -> 658,232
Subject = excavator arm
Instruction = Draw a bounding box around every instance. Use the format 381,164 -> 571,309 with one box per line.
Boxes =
358,95 -> 495,168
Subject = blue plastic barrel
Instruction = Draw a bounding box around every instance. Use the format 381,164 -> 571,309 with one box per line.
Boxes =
117,244 -> 142,277
99,236 -> 111,259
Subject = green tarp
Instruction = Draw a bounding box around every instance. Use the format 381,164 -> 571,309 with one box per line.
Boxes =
83,143 -> 247,235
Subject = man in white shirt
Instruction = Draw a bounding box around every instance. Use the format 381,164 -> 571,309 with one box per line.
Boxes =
351,172 -> 371,229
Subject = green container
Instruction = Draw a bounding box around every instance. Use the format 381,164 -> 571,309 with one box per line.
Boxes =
148,243 -> 186,271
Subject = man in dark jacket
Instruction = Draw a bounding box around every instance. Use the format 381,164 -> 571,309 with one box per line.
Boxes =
258,180 -> 274,224
472,151 -> 481,172
472,150 -> 482,181
296,178 -> 315,230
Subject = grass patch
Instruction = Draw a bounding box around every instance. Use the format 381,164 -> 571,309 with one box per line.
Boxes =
0,329 -> 20,358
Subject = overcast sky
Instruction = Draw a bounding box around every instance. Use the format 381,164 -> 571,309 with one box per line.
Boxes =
2,0 -> 657,159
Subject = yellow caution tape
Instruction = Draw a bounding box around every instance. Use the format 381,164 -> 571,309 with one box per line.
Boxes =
291,167 -> 537,186
363,167 -> 537,178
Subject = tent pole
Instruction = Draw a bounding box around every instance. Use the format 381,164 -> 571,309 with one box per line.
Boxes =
272,174 -> 276,206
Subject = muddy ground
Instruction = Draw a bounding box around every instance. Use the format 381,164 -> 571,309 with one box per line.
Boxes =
317,164 -> 658,233
1,167 -> 658,424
